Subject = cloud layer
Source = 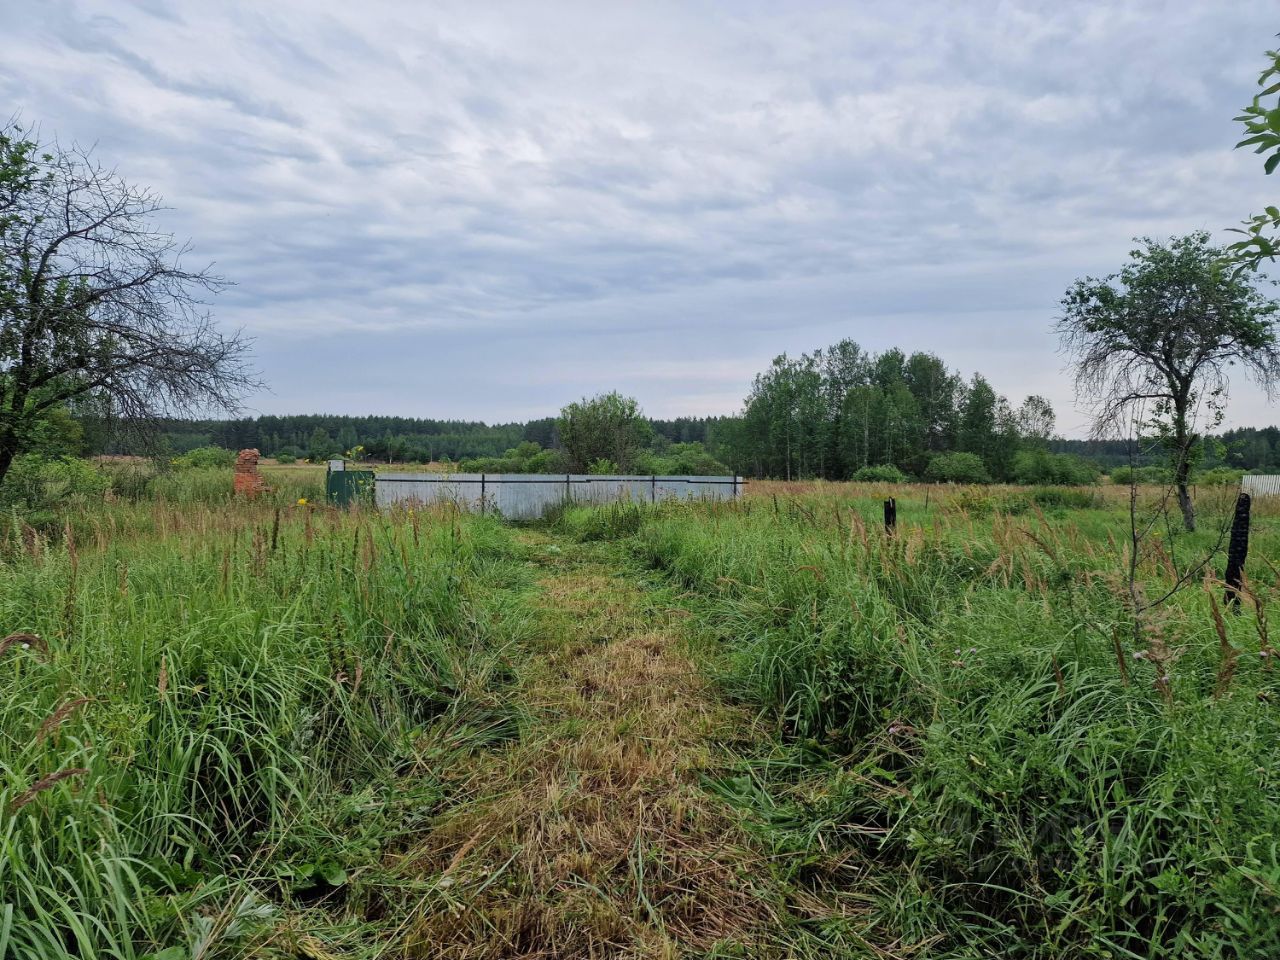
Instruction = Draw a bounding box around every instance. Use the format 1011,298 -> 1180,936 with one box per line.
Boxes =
3,0 -> 1278,432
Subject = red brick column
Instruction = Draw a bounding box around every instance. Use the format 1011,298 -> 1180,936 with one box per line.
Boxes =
233,448 -> 267,497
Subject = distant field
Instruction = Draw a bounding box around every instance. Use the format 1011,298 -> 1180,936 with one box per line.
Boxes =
1,477 -> 1276,957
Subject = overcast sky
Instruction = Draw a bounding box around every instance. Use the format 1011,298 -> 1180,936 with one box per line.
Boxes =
3,1 -> 1278,434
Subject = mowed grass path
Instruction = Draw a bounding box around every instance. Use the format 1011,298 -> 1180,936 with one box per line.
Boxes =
394,530 -> 782,958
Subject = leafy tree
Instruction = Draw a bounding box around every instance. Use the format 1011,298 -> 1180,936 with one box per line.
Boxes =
958,375 -> 999,463
1058,232 -> 1280,530
307,428 -> 337,462
556,392 -> 651,473
0,121 -> 255,489
1016,395 -> 1056,447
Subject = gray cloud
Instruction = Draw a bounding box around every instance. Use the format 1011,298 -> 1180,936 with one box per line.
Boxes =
2,0 -> 1278,433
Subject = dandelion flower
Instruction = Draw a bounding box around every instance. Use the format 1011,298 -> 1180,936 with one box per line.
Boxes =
297,497 -> 308,506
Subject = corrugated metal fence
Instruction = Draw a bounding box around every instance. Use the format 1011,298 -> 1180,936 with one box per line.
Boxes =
1242,475 -> 1280,496
373,473 -> 743,520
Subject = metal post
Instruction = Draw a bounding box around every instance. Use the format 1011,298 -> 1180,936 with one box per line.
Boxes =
884,497 -> 897,534
480,474 -> 486,515
651,475 -> 656,503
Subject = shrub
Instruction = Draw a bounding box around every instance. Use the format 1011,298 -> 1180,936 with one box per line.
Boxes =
636,443 -> 731,476
1030,486 -> 1100,509
458,442 -> 564,474
852,464 -> 909,483
1110,464 -> 1172,485
172,445 -> 236,469
1196,466 -> 1244,486
275,452 -> 297,465
0,456 -> 110,525
924,452 -> 991,484
586,458 -> 619,475
1012,449 -> 1099,486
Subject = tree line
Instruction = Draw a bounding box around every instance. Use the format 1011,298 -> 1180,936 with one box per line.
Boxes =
726,339 -> 1061,482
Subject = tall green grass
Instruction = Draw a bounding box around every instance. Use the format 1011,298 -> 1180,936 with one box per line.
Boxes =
605,488 -> 1280,957
0,502 -> 531,959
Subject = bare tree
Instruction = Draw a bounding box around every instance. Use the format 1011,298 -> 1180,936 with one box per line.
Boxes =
1057,232 -> 1280,531
0,121 -> 256,487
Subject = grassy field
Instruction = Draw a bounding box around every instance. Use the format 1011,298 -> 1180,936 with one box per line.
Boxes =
1,473 -> 1277,957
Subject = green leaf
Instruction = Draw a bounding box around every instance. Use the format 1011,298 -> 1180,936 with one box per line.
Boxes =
1237,133 -> 1275,148
1267,154 -> 1280,176
320,863 -> 348,886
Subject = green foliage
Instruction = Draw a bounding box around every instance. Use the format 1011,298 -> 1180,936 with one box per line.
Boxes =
1110,464 -> 1174,485
924,451 -> 991,484
460,440 -> 566,474
851,463 -> 909,483
628,490 -> 1280,956
172,445 -> 236,469
1012,449 -> 1099,485
1197,466 -> 1244,486
738,339 -> 1047,481
635,442 -> 730,476
274,452 -> 297,465
0,503 -> 531,958
1059,232 -> 1280,530
1229,46 -> 1280,269
586,457 -> 619,475
557,393 -> 651,473
0,455 -> 110,525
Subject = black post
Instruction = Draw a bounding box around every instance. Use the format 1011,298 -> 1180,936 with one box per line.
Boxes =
884,497 -> 897,534
480,473 -> 486,515
651,475 -> 656,503
1224,491 -> 1252,609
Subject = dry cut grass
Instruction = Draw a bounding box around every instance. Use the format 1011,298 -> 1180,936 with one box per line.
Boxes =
391,534 -> 774,958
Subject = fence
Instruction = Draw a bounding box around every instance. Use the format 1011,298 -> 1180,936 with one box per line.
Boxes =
370,472 -> 743,520
1242,475 -> 1280,497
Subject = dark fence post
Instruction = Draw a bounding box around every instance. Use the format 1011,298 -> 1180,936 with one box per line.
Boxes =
480,473 -> 486,515
1224,491 -> 1251,610
884,497 -> 897,534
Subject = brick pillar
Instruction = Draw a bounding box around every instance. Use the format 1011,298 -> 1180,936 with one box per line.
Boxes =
233,448 -> 266,498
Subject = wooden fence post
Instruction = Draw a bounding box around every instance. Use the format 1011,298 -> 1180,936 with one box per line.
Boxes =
1224,491 -> 1251,610
884,497 -> 897,534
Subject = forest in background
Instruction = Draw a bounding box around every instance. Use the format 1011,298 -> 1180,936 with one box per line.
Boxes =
73,336 -> 1280,480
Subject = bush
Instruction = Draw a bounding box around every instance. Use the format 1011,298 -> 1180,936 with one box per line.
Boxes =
275,452 -> 297,465
852,464 -> 909,483
458,442 -> 565,474
586,458 -> 619,475
1030,486 -> 1100,509
924,452 -> 991,484
636,442 -> 731,476
1196,466 -> 1244,486
0,456 -> 111,527
1110,465 -> 1172,485
1012,449 -> 1098,486
172,445 -> 236,469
